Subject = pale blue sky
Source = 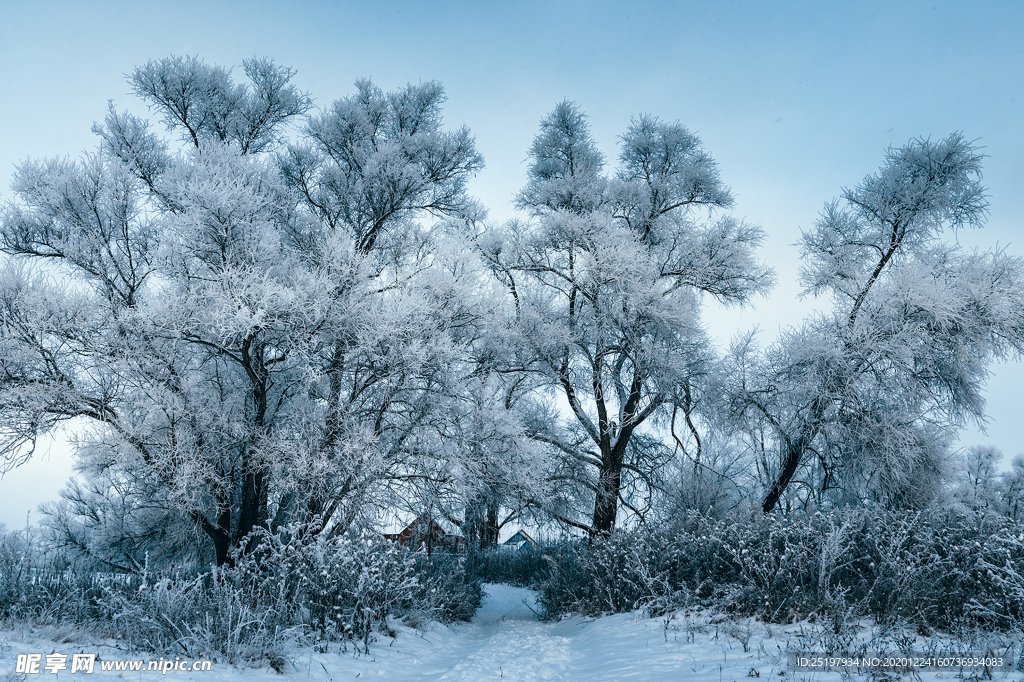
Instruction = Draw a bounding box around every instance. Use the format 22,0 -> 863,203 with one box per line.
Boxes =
1,0 -> 1022,528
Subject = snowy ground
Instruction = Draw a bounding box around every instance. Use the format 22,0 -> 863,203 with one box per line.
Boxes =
2,584 -> 1022,680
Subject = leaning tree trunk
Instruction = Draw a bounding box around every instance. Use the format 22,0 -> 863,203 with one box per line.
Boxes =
761,398 -> 828,513
761,438 -> 806,514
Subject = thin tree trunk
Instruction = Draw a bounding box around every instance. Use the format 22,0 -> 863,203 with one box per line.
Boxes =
237,467 -> 268,542
761,398 -> 828,513
761,439 -> 805,514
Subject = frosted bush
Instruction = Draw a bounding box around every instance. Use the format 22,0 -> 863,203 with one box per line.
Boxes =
535,508 -> 1024,631
0,523 -> 478,663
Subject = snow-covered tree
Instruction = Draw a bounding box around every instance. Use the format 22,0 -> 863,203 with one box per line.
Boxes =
0,57 -> 486,566
952,445 -> 1003,513
1000,454 -> 1024,522
480,103 -> 773,536
728,135 -> 1024,512
946,447 -> 1024,521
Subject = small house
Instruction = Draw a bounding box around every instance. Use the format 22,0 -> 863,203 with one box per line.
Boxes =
383,516 -> 465,553
502,529 -> 537,551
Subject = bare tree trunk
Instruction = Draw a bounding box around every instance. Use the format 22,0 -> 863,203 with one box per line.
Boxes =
761,439 -> 804,514
237,467 -> 268,542
212,508 -> 233,567
761,399 -> 828,513
591,463 -> 622,536
466,491 -> 501,550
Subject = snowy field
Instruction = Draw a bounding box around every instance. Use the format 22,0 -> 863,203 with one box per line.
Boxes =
2,584 -> 1021,681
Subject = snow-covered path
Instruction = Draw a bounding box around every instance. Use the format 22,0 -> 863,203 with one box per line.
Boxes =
411,584 -> 570,680
299,584 -> 748,681
3,585 -> 1020,680
290,584 -> 786,680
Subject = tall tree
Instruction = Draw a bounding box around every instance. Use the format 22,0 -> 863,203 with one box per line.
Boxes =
480,103 -> 772,536
730,135 -> 1024,512
0,57 -> 483,566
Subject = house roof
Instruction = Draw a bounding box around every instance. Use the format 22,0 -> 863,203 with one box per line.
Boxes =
385,515 -> 464,538
504,529 -> 536,546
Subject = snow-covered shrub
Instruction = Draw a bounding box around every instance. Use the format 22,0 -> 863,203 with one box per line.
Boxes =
411,552 -> 482,625
0,526 -> 99,624
537,531 -> 686,617
91,526 -> 480,660
465,545 -> 550,587
0,526 -> 47,620
94,564 -> 294,666
535,509 -> 1024,631
712,513 -> 824,621
700,508 -> 1024,630
1,522 -> 482,662
854,508 -> 1024,630
227,527 -> 480,647
227,527 -> 421,651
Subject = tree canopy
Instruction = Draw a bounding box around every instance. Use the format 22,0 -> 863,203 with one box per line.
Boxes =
1,58 -> 1022,567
